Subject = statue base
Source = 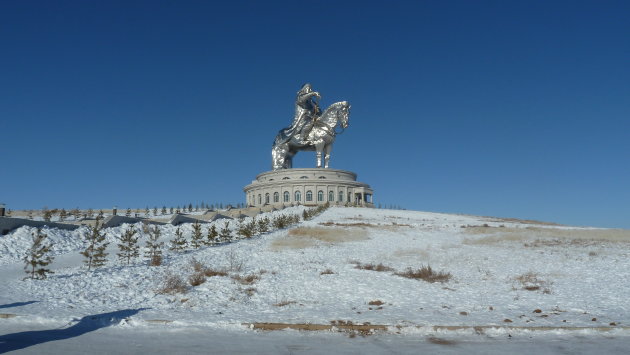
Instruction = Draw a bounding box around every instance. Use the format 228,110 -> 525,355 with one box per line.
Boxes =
244,168 -> 374,208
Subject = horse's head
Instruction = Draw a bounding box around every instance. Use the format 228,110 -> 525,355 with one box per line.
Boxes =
338,101 -> 350,129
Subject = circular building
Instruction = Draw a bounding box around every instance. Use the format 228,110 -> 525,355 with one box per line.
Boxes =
244,168 -> 374,208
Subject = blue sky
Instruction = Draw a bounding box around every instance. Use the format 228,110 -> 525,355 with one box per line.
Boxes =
1,1 -> 628,228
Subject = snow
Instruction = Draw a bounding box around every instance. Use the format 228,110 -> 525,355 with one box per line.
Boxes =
1,206 -> 629,353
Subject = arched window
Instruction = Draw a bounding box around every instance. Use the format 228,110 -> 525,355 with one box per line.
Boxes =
273,192 -> 279,203
283,191 -> 290,202
258,194 -> 261,205
317,190 -> 324,202
338,190 -> 344,202
282,177 -> 290,180
294,190 -> 301,202
300,176 -> 308,179
328,191 -> 334,202
318,176 -> 326,179
306,190 -> 313,201
265,193 -> 270,204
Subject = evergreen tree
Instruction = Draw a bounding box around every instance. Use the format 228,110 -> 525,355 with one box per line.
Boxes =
169,207 -> 174,214
219,222 -> 232,242
43,209 -> 52,222
81,218 -> 109,271
125,208 -> 132,217
6,209 -> 12,217
23,228 -> 54,280
190,220 -> 204,248
97,210 -> 104,219
206,225 -> 218,245
161,206 -> 167,215
72,208 -> 81,220
257,216 -> 270,234
188,203 -> 193,212
87,208 -> 94,218
153,207 -> 158,216
195,204 -> 199,212
176,206 -> 181,214
145,225 -> 163,266
145,207 -> 150,216
237,218 -> 257,239
169,227 -> 187,251
117,225 -> 139,265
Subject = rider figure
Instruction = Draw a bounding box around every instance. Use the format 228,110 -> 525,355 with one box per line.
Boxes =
289,83 -> 321,145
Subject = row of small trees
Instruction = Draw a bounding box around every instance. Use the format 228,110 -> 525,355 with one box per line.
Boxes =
24,205 -> 330,278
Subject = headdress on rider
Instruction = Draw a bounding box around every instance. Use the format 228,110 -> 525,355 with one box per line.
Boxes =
297,83 -> 312,96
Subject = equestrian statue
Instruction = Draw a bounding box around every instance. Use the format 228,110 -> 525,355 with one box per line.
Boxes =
272,83 -> 350,170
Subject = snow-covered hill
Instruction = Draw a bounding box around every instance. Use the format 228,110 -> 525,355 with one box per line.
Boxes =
1,206 -> 629,352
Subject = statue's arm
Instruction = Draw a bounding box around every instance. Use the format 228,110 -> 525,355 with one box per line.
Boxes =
297,91 -> 321,105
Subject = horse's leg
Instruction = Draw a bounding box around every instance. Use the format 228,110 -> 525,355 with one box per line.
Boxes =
324,143 -> 333,169
314,141 -> 325,168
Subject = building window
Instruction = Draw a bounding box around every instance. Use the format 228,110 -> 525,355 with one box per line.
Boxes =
318,176 -> 326,179
328,191 -> 334,202
258,194 -> 261,205
283,191 -> 290,202
295,190 -> 301,202
317,190 -> 324,202
300,176 -> 308,179
348,192 -> 351,203
273,192 -> 279,203
265,193 -> 270,204
306,190 -> 313,201
339,190 -> 343,202
282,177 -> 290,180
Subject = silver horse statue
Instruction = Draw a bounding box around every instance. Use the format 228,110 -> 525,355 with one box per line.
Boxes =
272,84 -> 349,170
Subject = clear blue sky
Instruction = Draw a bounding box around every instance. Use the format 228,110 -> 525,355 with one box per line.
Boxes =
1,1 -> 628,228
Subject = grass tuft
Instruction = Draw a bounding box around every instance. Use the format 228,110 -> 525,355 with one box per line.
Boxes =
396,265 -> 452,283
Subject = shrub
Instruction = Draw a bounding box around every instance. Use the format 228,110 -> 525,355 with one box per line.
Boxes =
188,272 -> 206,286
320,269 -> 335,275
81,218 -> 109,271
513,272 -> 552,293
158,274 -> 187,294
396,265 -> 452,283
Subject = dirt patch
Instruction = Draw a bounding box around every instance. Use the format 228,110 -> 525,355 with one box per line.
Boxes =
270,227 -> 369,250
463,226 -> 630,245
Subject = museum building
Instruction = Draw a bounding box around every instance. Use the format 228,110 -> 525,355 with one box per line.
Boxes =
244,168 -> 373,208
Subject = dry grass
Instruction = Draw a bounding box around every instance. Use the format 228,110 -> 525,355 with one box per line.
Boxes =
270,227 -> 368,250
190,258 -> 205,272
463,226 -> 630,246
204,268 -> 228,277
320,269 -> 335,275
157,274 -> 187,294
273,300 -> 297,307
513,272 -> 552,294
150,255 -> 162,266
396,265 -> 452,283
232,274 -> 260,285
352,261 -> 394,272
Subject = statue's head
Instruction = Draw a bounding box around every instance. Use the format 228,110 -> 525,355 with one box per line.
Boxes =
297,83 -> 312,96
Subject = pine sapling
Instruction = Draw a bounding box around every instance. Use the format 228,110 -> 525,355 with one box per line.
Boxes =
206,225 -> 218,245
190,220 -> 205,248
170,227 -> 187,251
219,222 -> 232,242
257,216 -> 270,234
23,228 -> 54,280
117,225 -> 140,265
145,225 -> 164,266
81,218 -> 109,271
